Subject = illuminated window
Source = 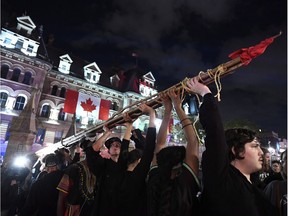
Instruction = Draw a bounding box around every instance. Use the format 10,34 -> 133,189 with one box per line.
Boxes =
54,131 -> 63,143
27,44 -> 34,53
14,96 -> 26,110
3,38 -> 12,45
0,92 -> 8,108
15,39 -> 24,50
40,105 -> 50,118
58,108 -> 65,120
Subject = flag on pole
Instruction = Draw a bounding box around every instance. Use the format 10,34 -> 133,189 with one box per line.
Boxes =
64,90 -> 111,120
229,32 -> 282,65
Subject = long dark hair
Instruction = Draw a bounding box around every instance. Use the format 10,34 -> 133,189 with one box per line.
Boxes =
148,146 -> 186,216
85,146 -> 105,177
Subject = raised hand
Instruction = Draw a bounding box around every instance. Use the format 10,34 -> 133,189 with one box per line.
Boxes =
139,103 -> 154,115
159,92 -> 173,112
167,88 -> 182,110
186,77 -> 211,97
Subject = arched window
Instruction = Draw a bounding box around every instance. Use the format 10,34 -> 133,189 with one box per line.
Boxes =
59,87 -> 66,98
40,104 -> 51,118
22,72 -> 32,85
1,65 -> 9,79
51,85 -> 58,96
14,96 -> 26,110
11,68 -> 21,82
58,108 -> 65,120
0,92 -> 8,108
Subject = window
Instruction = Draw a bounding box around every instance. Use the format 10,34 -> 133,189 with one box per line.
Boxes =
1,65 -> 9,79
0,92 -> 8,108
61,64 -> 67,71
3,38 -> 12,45
22,72 -> 32,85
27,44 -> 34,53
41,105 -> 51,118
54,131 -> 63,143
58,108 -> 65,121
51,85 -> 58,96
14,96 -> 26,110
15,39 -> 24,50
110,102 -> 118,111
11,68 -> 21,82
59,87 -> 66,98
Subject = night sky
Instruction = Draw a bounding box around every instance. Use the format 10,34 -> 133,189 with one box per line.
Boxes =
2,0 -> 287,137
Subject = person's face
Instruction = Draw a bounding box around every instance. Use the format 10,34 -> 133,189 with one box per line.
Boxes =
281,152 -> 287,177
239,138 -> 263,174
46,166 -> 57,173
109,141 -> 121,156
272,162 -> 281,173
264,152 -> 271,164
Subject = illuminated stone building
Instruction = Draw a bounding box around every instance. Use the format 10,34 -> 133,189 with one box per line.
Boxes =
0,15 -> 159,163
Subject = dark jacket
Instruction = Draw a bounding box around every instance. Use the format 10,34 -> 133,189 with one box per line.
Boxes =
21,170 -> 63,216
116,127 -> 156,216
199,93 -> 277,216
93,138 -> 130,216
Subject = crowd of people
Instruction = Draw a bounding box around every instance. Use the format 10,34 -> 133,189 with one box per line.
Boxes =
1,78 -> 287,216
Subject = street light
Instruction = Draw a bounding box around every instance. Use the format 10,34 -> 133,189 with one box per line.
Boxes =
13,155 -> 29,168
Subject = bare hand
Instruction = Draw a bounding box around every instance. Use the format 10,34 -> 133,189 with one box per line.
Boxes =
122,112 -> 133,123
167,88 -> 182,109
103,124 -> 112,134
187,77 -> 211,96
159,92 -> 173,111
139,103 -> 154,115
99,146 -> 111,159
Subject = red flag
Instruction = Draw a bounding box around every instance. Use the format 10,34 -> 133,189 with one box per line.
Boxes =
99,99 -> 111,120
63,90 -> 78,113
229,32 -> 282,65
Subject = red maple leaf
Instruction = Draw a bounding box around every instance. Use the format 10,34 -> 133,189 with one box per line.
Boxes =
80,98 -> 97,112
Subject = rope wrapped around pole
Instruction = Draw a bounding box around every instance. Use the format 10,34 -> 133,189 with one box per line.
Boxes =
60,57 -> 243,147
35,32 -> 281,156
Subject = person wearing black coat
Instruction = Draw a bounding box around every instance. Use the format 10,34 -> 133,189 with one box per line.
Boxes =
187,77 -> 277,216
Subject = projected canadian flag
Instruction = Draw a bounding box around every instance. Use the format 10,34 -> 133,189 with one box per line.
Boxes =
63,90 -> 111,120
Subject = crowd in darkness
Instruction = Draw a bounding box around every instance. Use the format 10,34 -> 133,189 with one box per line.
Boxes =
1,78 -> 287,216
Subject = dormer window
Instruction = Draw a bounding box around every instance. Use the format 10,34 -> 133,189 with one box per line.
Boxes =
27,44 -> 34,53
142,72 -> 155,88
4,38 -> 12,45
16,16 -> 36,35
139,72 -> 157,97
15,39 -> 24,50
0,16 -> 39,56
84,62 -> 102,84
58,54 -> 73,74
